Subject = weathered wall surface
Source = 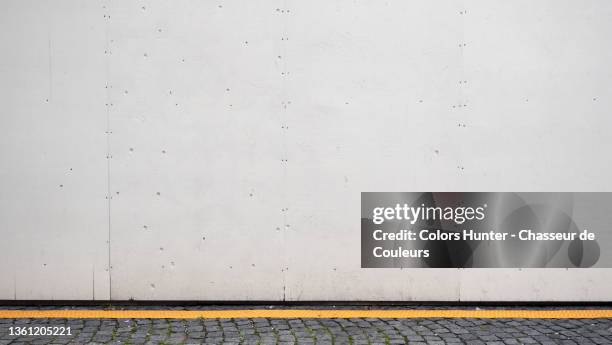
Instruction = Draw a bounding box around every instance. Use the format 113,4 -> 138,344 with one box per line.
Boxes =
1,0 -> 611,301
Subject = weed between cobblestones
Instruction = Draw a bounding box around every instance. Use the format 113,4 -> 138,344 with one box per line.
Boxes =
110,325 -> 117,342
302,320 -> 315,344
322,321 -> 335,345
271,323 -> 279,344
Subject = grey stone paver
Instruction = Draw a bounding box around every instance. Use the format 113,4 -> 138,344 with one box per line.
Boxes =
0,314 -> 611,344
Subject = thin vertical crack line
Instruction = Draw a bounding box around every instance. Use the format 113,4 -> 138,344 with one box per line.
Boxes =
92,265 -> 96,301
280,0 -> 289,302
47,35 -> 52,102
104,1 -> 112,300
457,1 -> 467,302
459,1 -> 467,101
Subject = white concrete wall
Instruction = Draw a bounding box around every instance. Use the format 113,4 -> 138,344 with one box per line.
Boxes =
1,0 -> 611,301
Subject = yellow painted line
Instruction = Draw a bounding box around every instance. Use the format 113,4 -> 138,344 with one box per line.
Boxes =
0,309 -> 611,319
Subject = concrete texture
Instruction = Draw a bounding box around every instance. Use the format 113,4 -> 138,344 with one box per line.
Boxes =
1,0 -> 612,301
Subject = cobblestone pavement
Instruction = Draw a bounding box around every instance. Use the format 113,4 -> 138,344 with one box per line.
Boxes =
1,316 -> 612,345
